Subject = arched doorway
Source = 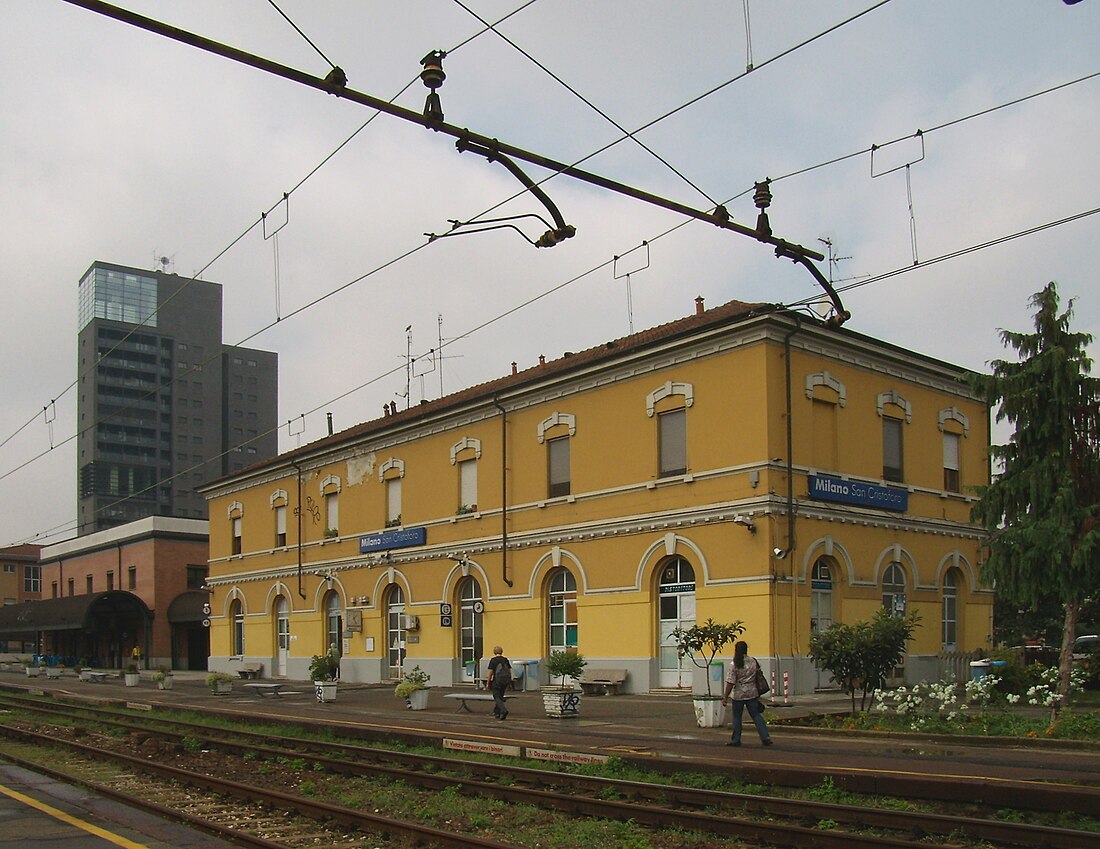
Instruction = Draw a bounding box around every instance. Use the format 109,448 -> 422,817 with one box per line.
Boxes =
275,596 -> 289,677
323,591 -> 342,659
386,584 -> 406,679
547,569 -> 577,653
657,557 -> 696,688
458,577 -> 483,682
230,598 -> 244,657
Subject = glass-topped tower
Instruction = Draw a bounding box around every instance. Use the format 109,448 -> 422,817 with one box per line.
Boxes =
77,261 -> 278,535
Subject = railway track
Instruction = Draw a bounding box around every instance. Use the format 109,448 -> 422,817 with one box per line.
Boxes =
0,691 -> 1097,849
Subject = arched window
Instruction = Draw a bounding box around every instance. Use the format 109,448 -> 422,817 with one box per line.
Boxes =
882,563 -> 907,617
942,569 -> 959,650
386,585 -> 406,679
230,598 -> 244,656
459,577 -> 483,679
811,558 -> 834,634
548,569 -> 577,652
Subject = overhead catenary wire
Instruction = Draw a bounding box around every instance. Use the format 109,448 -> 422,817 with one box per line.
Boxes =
266,0 -> 339,72
451,0 -> 720,208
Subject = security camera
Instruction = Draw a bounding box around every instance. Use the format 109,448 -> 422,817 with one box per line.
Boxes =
772,547 -> 787,559
733,515 -> 756,533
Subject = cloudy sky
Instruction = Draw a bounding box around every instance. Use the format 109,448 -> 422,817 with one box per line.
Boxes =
1,0 -> 1098,547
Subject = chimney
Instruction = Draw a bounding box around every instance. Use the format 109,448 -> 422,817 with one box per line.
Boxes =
511,361 -> 517,375
326,412 -> 333,435
695,296 -> 705,315
383,404 -> 390,417
538,355 -> 546,366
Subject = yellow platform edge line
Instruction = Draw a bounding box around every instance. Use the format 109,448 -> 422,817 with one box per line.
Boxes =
0,782 -> 152,849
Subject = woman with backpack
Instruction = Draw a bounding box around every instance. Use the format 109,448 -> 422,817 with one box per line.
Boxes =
485,645 -> 512,720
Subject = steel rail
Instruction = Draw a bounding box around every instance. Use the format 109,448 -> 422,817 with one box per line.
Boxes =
4,693 -> 1097,849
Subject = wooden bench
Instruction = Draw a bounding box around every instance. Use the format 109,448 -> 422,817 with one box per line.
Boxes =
579,668 -> 628,695
237,662 -> 263,680
443,692 -> 513,713
243,682 -> 287,698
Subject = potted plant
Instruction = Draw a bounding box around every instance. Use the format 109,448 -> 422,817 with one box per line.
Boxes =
206,671 -> 234,694
153,667 -> 174,690
671,618 -> 745,728
542,650 -> 587,718
309,648 -> 340,703
123,663 -> 141,686
394,665 -> 431,710
24,659 -> 39,678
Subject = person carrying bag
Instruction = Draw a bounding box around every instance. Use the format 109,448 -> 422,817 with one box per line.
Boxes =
721,640 -> 774,747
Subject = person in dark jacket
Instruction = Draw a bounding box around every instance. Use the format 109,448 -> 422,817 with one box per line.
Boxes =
721,640 -> 773,747
485,645 -> 512,720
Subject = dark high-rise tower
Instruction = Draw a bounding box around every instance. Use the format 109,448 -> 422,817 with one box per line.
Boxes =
77,261 -> 278,535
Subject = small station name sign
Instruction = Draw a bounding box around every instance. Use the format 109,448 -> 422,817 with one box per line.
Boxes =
807,475 -> 908,512
359,526 -> 427,553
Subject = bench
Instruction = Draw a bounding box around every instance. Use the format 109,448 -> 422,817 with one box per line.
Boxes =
84,671 -> 109,683
443,692 -> 513,713
579,668 -> 628,695
243,682 -> 287,698
237,662 -> 263,680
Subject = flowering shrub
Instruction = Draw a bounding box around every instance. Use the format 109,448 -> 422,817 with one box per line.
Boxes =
1025,664 -> 1086,708
864,668 -> 1095,738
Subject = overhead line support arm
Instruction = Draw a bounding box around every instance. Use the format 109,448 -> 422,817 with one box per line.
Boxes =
62,0 -> 835,279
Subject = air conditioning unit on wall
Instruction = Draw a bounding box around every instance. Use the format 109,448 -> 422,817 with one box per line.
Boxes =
402,615 -> 420,631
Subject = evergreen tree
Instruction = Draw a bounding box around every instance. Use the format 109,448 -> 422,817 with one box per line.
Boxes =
970,282 -> 1100,707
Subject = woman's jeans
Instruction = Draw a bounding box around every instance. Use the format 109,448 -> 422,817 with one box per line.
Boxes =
730,698 -> 770,743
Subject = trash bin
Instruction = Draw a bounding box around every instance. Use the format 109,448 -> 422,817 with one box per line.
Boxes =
969,659 -> 992,681
463,660 -> 475,680
519,659 -> 539,691
989,660 -> 1008,675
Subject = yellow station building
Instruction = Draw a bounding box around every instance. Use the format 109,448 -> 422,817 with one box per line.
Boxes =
202,299 -> 992,694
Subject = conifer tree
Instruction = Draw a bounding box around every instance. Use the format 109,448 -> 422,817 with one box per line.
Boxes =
970,282 -> 1100,706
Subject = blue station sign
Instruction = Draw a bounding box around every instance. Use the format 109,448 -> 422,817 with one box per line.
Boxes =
807,475 -> 908,512
359,526 -> 427,553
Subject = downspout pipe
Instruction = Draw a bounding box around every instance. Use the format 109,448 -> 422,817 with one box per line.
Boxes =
783,313 -> 802,561
290,460 -> 306,599
492,396 -> 513,587
780,313 -> 802,680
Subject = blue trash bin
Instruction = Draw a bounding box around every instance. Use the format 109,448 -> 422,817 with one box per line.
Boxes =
969,659 -> 992,681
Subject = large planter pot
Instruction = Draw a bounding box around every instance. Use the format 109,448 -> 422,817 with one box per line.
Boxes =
693,697 -> 726,728
315,680 -> 338,703
25,666 -> 40,678
45,667 -> 62,679
124,672 -> 140,687
157,677 -> 174,690
407,688 -> 430,710
542,687 -> 582,718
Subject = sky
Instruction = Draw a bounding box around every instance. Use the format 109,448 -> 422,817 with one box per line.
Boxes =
1,0 -> 1098,548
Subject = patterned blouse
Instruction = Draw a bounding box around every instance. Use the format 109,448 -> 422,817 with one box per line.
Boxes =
725,655 -> 762,701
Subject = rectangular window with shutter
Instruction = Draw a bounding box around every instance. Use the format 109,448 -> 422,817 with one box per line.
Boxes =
883,417 -> 903,483
943,432 -> 960,492
548,437 -> 570,498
